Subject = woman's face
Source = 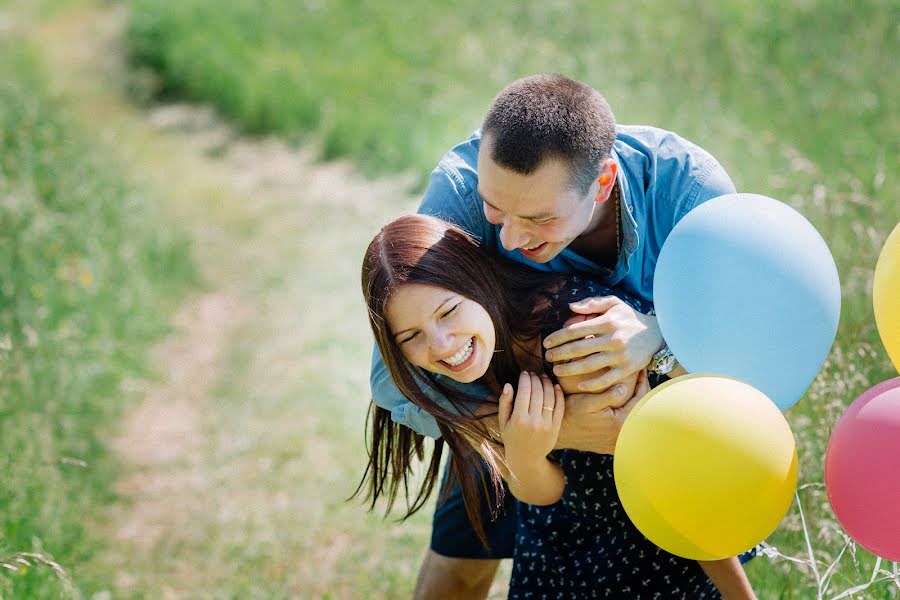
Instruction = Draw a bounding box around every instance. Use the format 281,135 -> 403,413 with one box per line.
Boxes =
385,283 -> 496,383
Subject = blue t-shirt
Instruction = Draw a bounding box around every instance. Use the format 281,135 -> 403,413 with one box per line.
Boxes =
371,125 -> 736,438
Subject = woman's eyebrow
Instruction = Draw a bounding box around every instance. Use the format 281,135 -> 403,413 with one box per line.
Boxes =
393,295 -> 456,336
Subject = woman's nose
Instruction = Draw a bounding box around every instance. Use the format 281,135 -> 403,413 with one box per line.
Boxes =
428,328 -> 454,356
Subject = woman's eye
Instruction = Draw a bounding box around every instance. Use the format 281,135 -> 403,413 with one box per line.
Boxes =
441,304 -> 460,318
399,332 -> 418,344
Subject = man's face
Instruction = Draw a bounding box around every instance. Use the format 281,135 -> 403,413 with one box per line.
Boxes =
477,136 -> 598,263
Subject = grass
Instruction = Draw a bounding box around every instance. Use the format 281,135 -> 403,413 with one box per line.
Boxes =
120,0 -> 900,597
0,39 -> 194,598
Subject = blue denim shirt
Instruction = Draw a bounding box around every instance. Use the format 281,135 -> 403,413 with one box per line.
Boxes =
370,125 -> 736,438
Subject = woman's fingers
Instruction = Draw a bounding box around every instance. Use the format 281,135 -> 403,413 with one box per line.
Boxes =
512,371 -> 531,419
498,383 -> 513,429
540,374 -> 555,420
552,383 -> 565,429
528,372 -> 544,417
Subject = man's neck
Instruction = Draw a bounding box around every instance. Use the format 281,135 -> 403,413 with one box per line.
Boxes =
569,184 -> 620,268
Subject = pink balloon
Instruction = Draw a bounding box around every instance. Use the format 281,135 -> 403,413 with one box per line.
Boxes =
825,377 -> 900,561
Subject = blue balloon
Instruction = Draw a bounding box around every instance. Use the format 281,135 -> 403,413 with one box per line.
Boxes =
653,194 -> 841,411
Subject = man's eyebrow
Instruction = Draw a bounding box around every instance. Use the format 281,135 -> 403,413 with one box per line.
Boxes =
392,296 -> 455,337
478,190 -> 555,221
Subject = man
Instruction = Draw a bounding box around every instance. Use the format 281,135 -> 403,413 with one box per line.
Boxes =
370,74 -> 751,598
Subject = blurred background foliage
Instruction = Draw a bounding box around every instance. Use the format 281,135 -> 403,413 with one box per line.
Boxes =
0,38 -> 195,597
125,0 -> 897,188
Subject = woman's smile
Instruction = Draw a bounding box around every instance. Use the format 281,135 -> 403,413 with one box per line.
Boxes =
438,336 -> 477,372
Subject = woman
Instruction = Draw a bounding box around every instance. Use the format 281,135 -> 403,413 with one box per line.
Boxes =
358,214 -> 754,599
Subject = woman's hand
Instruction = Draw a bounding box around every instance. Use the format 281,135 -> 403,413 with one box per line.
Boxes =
498,371 -> 564,464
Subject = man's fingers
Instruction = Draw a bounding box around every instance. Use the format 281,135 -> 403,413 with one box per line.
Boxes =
564,381 -> 633,413
575,367 -> 631,394
552,352 -> 618,378
498,383 -> 513,429
543,316 -> 612,349
568,295 -> 620,316
616,385 -> 644,422
631,370 -> 651,400
545,334 -> 617,363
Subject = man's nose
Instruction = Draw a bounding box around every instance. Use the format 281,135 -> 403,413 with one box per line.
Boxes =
499,219 -> 529,251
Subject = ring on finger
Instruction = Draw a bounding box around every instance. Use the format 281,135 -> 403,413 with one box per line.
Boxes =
542,405 -> 554,412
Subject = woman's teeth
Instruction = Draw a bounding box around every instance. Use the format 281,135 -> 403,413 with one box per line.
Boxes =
444,337 -> 474,366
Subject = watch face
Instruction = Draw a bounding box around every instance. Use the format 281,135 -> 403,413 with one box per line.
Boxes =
651,347 -> 677,375
657,354 -> 677,375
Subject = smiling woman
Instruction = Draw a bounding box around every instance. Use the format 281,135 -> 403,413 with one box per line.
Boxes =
385,283 -> 496,383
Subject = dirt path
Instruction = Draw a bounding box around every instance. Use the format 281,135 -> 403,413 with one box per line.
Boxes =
18,3 -> 510,598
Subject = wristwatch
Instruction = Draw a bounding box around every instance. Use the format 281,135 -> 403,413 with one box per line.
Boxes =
649,343 -> 678,377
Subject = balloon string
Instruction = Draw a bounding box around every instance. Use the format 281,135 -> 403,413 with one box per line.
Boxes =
755,491 -> 900,599
795,491 -> 822,592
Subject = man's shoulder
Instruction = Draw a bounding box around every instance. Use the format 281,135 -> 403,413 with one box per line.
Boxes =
434,129 -> 481,189
615,125 -> 716,163
418,130 -> 492,242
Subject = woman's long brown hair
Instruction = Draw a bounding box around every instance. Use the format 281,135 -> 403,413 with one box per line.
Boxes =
355,214 -> 566,546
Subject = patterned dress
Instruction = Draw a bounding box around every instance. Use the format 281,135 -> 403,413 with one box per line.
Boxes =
507,275 -> 722,599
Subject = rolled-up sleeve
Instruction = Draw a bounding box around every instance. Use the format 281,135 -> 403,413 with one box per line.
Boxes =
370,346 -> 442,439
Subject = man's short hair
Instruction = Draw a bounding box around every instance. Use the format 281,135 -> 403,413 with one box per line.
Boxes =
482,74 -> 616,195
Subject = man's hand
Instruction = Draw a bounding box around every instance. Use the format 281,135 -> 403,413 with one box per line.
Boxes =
543,296 -> 663,392
555,370 -> 650,454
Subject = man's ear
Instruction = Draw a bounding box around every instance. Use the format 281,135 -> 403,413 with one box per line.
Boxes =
595,159 -> 618,202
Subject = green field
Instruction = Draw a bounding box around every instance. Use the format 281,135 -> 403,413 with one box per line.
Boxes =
123,0 -> 899,596
2,0 -> 899,597
0,38 -> 194,598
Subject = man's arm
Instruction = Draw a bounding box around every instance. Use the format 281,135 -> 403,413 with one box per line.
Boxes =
370,346 -> 443,438
553,369 -> 650,453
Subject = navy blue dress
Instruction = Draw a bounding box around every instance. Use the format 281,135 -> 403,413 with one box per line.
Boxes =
507,275 -> 721,599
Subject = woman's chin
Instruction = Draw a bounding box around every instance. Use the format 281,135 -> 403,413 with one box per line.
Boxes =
451,363 -> 489,383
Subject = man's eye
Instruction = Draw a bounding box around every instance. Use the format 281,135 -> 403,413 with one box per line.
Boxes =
441,304 -> 460,318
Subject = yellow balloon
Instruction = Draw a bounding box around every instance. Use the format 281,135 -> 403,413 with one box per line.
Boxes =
874,222 -> 900,373
614,375 -> 798,560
